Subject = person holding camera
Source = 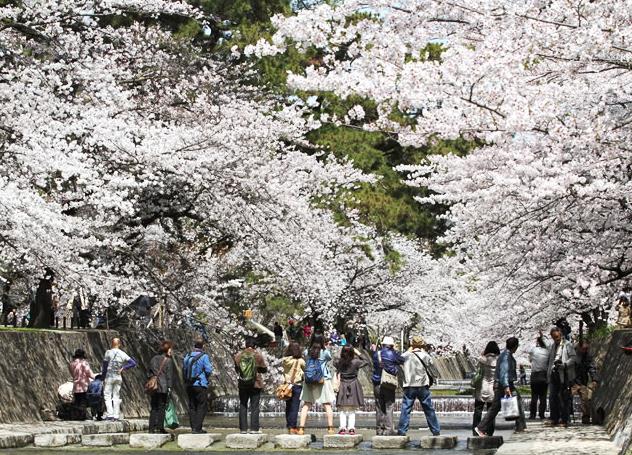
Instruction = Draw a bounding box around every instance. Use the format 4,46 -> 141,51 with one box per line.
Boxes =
546,327 -> 576,427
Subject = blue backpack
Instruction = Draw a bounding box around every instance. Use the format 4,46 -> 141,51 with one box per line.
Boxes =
304,357 -> 324,384
87,377 -> 104,406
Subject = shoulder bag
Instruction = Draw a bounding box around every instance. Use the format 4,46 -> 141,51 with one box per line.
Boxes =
275,359 -> 299,401
378,351 -> 398,390
144,356 -> 168,395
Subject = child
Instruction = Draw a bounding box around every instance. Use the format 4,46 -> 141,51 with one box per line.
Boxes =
334,345 -> 369,434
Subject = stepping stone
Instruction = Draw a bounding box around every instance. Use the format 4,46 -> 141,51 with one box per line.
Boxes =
225,433 -> 268,449
323,434 -> 363,448
82,433 -> 130,447
372,435 -> 409,449
0,432 -> 33,449
177,433 -> 222,450
129,433 -> 172,449
274,434 -> 312,449
419,435 -> 458,449
467,436 -> 504,449
34,433 -> 81,447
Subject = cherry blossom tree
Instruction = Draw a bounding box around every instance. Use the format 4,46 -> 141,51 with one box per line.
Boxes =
248,0 -> 632,337
1,0 -> 420,331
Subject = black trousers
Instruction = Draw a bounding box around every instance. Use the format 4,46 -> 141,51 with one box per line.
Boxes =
73,392 -> 89,420
149,392 -> 168,432
549,380 -> 571,424
472,400 -> 495,436
477,385 -> 526,433
530,381 -> 548,418
238,387 -> 262,432
187,386 -> 208,432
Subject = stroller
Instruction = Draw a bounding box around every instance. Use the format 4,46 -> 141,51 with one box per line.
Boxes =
87,374 -> 105,420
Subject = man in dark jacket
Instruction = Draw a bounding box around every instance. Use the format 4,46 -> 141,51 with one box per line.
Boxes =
572,340 -> 599,424
372,336 -> 405,435
148,340 -> 175,434
475,337 -> 526,436
183,337 -> 214,433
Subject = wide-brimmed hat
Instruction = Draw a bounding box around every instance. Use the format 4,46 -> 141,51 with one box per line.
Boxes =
411,335 -> 425,348
382,336 -> 395,346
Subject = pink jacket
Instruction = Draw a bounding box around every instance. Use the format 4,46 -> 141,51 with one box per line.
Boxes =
69,359 -> 95,393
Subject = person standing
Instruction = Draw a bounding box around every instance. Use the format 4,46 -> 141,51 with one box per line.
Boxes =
287,320 -> 300,341
398,336 -> 440,436
68,348 -> 95,420
546,327 -> 576,427
615,295 -> 631,329
298,336 -> 335,435
102,338 -> 137,421
302,322 -> 313,341
472,341 -> 500,436
183,337 -> 213,433
335,346 -> 370,434
282,341 -> 305,434
475,337 -> 526,436
274,322 -> 284,351
148,341 -> 175,434
572,340 -> 599,424
372,336 -> 405,435
528,333 -> 550,420
234,337 -> 267,433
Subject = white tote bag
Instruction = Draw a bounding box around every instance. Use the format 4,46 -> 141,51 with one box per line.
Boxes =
501,395 -> 520,421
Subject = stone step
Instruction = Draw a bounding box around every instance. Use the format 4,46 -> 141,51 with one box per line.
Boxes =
323,434 -> 363,448
274,434 -> 312,449
129,433 -> 172,449
177,433 -> 223,450
372,435 -> 409,449
81,433 -> 130,447
467,435 -> 504,449
419,435 -> 458,449
0,432 -> 33,449
225,433 -> 268,449
33,433 -> 81,447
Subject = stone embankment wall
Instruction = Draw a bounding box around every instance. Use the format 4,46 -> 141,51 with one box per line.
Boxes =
0,328 -> 237,424
0,329 -> 474,424
592,328 -> 632,455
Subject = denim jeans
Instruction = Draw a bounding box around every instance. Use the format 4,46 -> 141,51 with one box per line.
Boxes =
398,386 -> 440,436
285,385 -> 302,429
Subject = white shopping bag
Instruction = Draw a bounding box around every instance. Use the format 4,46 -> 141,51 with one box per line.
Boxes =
501,395 -> 520,421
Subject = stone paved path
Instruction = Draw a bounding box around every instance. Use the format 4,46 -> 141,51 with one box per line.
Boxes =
496,421 -> 620,455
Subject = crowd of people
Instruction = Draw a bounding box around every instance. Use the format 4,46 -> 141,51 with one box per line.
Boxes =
471,327 -> 600,438
62,319 -> 612,437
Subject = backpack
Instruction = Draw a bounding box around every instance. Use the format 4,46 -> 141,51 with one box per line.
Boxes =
87,378 -> 104,407
304,357 -> 324,384
238,351 -> 257,387
184,353 -> 206,386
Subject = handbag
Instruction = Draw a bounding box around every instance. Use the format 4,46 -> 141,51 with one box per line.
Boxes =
164,394 -> 179,429
144,356 -> 168,395
378,351 -> 398,390
501,394 -> 521,421
275,359 -> 299,401
470,364 -> 483,389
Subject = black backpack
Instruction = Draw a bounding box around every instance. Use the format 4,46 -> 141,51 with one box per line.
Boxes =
184,352 -> 205,386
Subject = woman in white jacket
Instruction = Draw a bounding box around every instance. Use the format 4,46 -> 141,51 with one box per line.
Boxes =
472,341 -> 500,436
